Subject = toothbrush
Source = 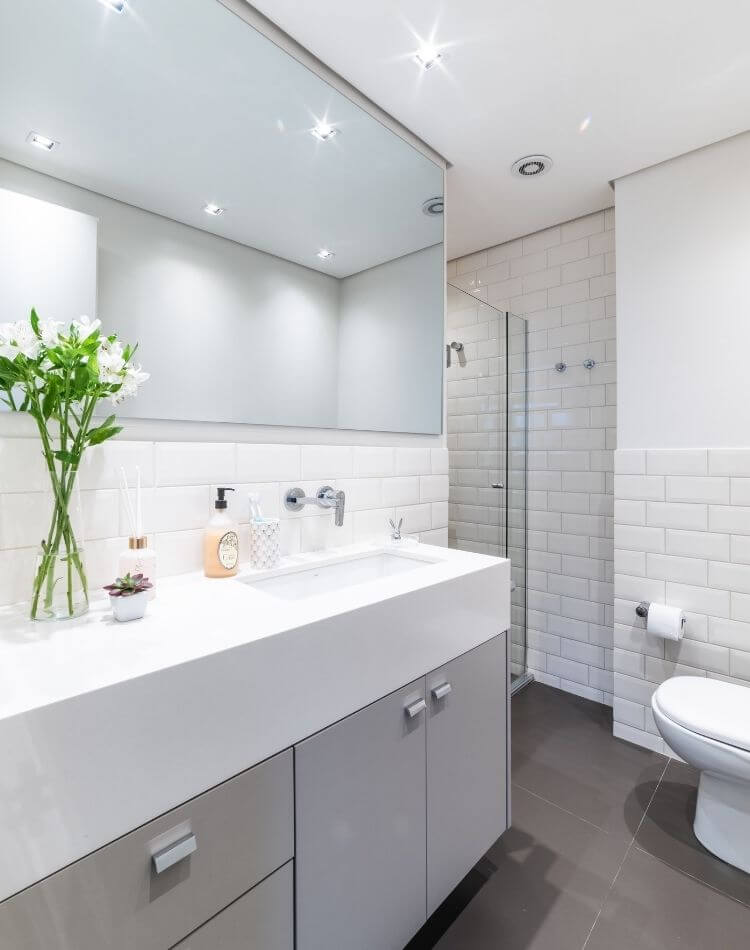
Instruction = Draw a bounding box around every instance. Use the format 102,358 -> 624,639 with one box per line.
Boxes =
248,492 -> 263,521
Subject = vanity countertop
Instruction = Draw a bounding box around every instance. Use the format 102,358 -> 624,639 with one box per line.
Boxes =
0,540 -> 509,902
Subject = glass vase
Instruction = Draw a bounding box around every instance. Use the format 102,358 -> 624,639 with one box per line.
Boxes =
29,474 -> 89,621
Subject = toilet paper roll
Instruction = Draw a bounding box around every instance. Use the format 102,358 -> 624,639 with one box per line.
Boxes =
647,603 -> 686,641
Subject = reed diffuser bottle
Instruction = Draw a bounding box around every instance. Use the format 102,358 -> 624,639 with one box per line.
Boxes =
118,466 -> 157,597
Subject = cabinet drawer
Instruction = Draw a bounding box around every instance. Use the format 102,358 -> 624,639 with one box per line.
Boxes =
172,861 -> 293,950
0,749 -> 293,950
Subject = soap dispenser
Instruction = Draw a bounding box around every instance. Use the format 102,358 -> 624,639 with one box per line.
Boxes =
204,487 -> 239,578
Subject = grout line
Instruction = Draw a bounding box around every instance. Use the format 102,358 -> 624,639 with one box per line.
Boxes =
511,782 -> 610,834
580,755 -> 669,950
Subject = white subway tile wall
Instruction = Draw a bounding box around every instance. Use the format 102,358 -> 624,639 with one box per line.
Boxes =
447,209 -> 616,703
0,439 -> 449,607
613,448 -> 750,752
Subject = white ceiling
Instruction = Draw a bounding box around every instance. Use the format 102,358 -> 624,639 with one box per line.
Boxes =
0,0 -> 442,278
251,0 -> 750,260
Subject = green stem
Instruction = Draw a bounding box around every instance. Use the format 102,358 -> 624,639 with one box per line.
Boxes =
28,388 -> 95,619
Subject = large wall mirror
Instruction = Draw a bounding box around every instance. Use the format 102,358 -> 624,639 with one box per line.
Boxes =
0,0 -> 445,434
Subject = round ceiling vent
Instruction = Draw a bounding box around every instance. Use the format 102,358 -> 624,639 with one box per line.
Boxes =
422,196 -> 444,215
511,155 -> 553,179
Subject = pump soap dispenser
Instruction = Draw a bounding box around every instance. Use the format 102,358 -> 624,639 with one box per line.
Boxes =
204,487 -> 240,578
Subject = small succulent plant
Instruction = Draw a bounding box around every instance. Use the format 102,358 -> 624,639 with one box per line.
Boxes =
103,572 -> 153,597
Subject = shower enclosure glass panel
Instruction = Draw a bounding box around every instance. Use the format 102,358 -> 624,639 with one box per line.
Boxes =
446,283 -> 529,691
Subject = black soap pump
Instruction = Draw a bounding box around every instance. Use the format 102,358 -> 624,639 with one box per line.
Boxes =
204,487 -> 239,577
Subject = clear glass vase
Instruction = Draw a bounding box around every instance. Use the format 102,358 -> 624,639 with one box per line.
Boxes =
29,474 -> 89,621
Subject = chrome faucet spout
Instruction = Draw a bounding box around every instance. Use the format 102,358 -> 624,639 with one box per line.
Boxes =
284,485 -> 345,526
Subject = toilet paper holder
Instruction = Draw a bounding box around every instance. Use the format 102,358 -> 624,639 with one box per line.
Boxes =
635,601 -> 687,632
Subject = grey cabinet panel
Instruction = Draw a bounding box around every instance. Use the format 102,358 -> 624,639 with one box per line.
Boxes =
0,750 -> 293,950
295,679 -> 427,950
426,634 -> 507,915
171,861 -> 293,950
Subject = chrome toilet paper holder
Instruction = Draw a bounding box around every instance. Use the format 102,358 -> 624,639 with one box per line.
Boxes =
635,601 -> 687,633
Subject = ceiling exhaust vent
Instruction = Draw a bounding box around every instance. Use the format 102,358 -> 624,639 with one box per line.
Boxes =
511,155 -> 552,178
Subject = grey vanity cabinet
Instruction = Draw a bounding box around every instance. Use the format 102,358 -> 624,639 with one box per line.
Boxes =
295,633 -> 508,950
295,678 -> 429,950
426,633 -> 507,914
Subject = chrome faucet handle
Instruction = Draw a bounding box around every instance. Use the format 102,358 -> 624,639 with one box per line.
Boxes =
317,486 -> 345,526
389,517 -> 403,540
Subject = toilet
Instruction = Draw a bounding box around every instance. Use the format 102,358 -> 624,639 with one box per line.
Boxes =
652,676 -> 750,873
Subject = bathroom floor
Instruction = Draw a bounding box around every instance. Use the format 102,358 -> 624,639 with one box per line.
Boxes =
408,682 -> 750,949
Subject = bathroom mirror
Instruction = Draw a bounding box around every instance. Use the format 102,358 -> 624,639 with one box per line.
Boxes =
0,0 -> 444,434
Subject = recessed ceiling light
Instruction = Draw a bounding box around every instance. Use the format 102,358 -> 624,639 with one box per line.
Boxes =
317,248 -> 335,262
26,131 -> 58,151
203,203 -> 225,217
97,0 -> 126,11
511,155 -> 553,178
311,121 -> 339,142
414,43 -> 442,70
422,196 -> 444,216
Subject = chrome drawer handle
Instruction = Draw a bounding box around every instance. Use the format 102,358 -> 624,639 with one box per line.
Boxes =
431,682 -> 452,701
152,833 -> 197,874
405,698 -> 426,719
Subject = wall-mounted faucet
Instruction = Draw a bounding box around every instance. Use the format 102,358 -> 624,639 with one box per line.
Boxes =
285,485 -> 346,526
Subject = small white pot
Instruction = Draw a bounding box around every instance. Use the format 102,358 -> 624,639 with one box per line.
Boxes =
110,590 -> 148,623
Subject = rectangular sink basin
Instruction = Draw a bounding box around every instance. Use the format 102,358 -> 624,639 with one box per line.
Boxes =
243,551 -> 434,601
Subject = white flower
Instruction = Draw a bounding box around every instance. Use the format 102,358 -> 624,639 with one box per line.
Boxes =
110,362 -> 149,405
0,321 -> 41,361
69,315 -> 101,339
39,319 -> 63,346
98,339 -> 126,384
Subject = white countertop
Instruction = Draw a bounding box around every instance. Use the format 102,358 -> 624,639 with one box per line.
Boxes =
0,539 -> 509,901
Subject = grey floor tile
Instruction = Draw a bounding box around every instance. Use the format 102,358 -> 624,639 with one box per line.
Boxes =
432,784 -> 628,950
585,847 -> 750,950
512,684 -> 666,839
635,759 -> 750,906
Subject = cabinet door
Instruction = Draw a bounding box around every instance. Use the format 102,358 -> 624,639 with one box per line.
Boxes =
426,634 -> 507,915
295,679 -> 427,950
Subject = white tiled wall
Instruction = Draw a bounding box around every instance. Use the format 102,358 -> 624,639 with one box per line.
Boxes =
447,208 -> 616,704
0,438 -> 449,607
614,448 -> 750,752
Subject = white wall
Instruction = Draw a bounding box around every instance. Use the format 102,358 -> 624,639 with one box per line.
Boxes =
448,209 -> 617,704
616,131 -> 750,449
337,244 -> 443,434
613,132 -> 750,751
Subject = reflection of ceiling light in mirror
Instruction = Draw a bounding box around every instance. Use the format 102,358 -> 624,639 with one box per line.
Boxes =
97,0 -> 126,11
422,196 -> 444,216
414,43 -> 442,70
579,115 -> 592,133
26,131 -> 58,151
311,122 -> 338,142
317,248 -> 335,262
203,203 -> 225,216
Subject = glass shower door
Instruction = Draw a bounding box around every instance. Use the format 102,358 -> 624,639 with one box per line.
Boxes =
446,283 -> 529,692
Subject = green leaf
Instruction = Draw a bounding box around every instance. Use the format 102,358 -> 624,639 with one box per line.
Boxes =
87,425 -> 122,446
41,383 -> 58,420
53,449 -> 77,464
30,308 -> 40,338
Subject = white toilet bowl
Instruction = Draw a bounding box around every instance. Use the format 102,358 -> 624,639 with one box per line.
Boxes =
652,676 -> 750,874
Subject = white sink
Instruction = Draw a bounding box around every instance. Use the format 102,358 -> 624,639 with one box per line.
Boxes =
241,549 -> 435,601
